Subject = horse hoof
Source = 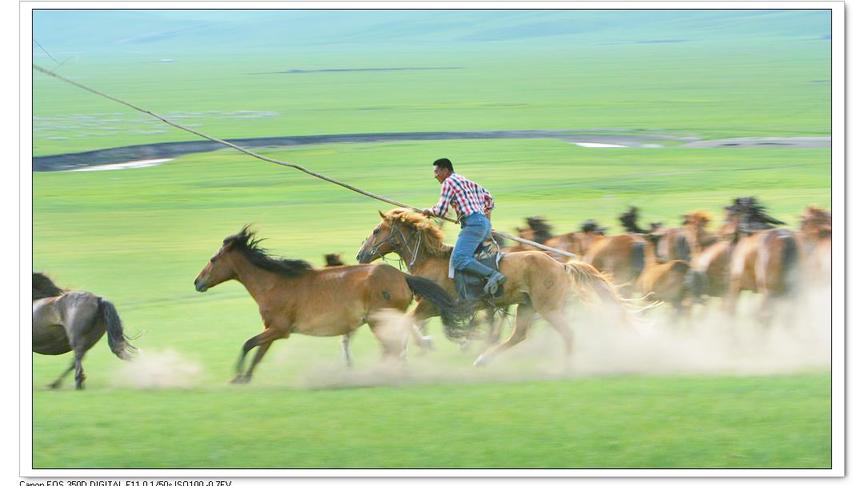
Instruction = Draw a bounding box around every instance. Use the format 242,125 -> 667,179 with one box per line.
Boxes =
421,336 -> 435,351
230,376 -> 249,384
48,382 -> 62,390
473,355 -> 489,367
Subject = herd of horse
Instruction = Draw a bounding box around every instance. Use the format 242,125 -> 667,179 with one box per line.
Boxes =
504,198 -> 831,322
32,196 -> 830,389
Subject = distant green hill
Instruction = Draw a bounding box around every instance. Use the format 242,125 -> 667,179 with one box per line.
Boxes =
33,9 -> 830,58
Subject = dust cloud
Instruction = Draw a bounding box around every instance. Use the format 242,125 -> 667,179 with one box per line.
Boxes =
111,349 -> 205,389
294,284 -> 831,390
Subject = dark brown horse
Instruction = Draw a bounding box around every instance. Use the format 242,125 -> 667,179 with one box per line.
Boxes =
356,209 -> 634,367
193,226 -> 462,382
32,273 -> 135,389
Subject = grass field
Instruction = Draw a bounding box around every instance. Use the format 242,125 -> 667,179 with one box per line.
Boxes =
30,9 -> 832,470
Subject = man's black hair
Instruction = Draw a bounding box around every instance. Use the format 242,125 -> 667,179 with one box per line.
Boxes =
433,158 -> 454,172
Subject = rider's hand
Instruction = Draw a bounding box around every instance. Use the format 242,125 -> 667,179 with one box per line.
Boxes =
421,209 -> 434,217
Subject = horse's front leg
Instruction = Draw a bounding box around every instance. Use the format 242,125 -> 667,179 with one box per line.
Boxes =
341,331 -> 355,368
474,302 -> 536,367
486,307 -> 505,346
233,327 -> 282,384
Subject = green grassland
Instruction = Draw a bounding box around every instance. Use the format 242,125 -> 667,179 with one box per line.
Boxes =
31,9 -> 832,470
34,375 -> 829,469
32,140 -> 831,469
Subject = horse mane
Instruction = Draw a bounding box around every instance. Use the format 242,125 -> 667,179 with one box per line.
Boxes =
580,219 -> 607,235
525,216 -> 554,243
382,208 -> 452,258
800,206 -> 831,237
801,206 -> 831,225
33,272 -> 64,300
324,253 -> 345,267
224,226 -> 312,278
725,197 -> 785,234
618,206 -> 648,234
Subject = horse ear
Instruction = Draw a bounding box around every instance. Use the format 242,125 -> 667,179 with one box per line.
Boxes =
378,210 -> 386,219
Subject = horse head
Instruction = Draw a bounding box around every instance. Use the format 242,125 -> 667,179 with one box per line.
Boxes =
194,226 -> 251,291
524,216 -> 553,243
722,197 -> 785,240
800,206 -> 831,239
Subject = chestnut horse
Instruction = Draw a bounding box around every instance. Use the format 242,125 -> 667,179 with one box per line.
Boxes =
797,206 -> 831,285
356,209 -> 632,367
653,211 -> 717,263
507,216 -> 580,261
510,216 -> 646,296
194,226 -> 461,382
32,273 -> 135,389
687,197 -> 798,320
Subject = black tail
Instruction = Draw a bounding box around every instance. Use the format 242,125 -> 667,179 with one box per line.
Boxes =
630,241 -> 646,280
777,230 -> 799,295
404,275 -> 471,341
99,298 -> 135,360
674,234 -> 691,262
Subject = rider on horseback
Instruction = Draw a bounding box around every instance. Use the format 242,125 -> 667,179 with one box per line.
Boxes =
421,158 -> 506,296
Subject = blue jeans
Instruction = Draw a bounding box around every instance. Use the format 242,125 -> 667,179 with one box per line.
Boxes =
451,212 -> 495,277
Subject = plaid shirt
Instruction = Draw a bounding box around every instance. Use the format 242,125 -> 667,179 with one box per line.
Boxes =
428,173 -> 494,219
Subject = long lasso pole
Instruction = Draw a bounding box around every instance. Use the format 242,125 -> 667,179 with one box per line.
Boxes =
33,64 -> 577,259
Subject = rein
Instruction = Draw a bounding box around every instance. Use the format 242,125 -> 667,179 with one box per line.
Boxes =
365,224 -> 423,269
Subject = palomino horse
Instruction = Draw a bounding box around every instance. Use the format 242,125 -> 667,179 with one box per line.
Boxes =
32,273 -> 135,389
194,226 -> 461,383
356,209 -> 632,367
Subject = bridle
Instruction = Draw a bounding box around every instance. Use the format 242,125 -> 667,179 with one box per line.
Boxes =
364,223 -> 423,269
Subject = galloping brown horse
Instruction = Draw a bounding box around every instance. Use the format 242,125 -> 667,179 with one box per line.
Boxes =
511,216 -> 646,295
687,198 -> 798,320
580,215 -> 649,297
654,211 -> 716,263
507,216 -> 580,260
797,206 -> 831,285
356,209 -> 633,367
194,226 -> 461,382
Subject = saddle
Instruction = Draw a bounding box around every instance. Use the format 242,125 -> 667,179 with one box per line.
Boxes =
454,238 -> 504,302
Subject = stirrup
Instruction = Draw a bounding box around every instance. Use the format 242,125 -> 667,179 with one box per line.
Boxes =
483,273 -> 507,296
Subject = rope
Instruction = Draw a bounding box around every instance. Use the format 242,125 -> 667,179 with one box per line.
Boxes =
33,64 -> 577,259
